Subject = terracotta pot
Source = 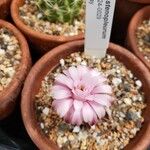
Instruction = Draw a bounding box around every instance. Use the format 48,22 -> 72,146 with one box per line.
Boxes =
0,20 -> 31,120
0,0 -> 11,19
127,6 -> 150,70
11,0 -> 84,55
112,0 -> 148,45
21,40 -> 150,150
130,0 -> 150,4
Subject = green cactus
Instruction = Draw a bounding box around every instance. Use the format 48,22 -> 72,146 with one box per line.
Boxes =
35,0 -> 84,24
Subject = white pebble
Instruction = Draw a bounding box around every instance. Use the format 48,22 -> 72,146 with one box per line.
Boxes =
62,137 -> 68,143
76,57 -> 82,62
135,80 -> 142,88
138,96 -> 143,102
112,78 -> 122,86
123,98 -> 132,105
68,135 -> 75,141
81,61 -> 87,66
132,96 -> 137,102
91,125 -> 96,130
73,126 -> 80,133
69,32 -> 75,36
7,45 -> 15,51
116,70 -> 121,74
93,132 -> 98,138
42,107 -> 49,115
59,59 -> 65,66
129,73 -> 133,78
40,123 -> 44,129
37,13 -> 43,19
0,49 -> 5,55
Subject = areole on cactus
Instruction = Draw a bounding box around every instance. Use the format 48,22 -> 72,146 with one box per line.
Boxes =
35,0 -> 85,24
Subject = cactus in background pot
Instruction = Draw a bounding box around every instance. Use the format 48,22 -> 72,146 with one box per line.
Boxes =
35,0 -> 85,24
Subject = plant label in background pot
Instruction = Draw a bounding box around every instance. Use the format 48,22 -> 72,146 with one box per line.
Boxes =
85,0 -> 116,58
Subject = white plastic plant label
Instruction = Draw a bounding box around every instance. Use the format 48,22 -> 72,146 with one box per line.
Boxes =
85,0 -> 116,58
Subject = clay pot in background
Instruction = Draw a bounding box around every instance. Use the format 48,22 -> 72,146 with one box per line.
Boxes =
0,0 -> 12,19
0,20 -> 31,120
111,0 -> 149,46
21,40 -> 150,150
130,0 -> 150,4
11,0 -> 84,56
126,6 -> 150,70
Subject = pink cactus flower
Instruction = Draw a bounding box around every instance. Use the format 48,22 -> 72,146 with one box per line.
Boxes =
52,65 -> 114,125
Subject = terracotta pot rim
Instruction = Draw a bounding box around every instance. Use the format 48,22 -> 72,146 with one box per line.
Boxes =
11,0 -> 84,43
0,0 -> 5,5
0,0 -> 11,7
129,0 -> 150,4
127,5 -> 150,70
21,40 -> 150,150
0,19 -> 31,117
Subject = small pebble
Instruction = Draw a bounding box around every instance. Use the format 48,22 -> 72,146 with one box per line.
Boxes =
42,107 -> 49,115
73,126 -> 80,133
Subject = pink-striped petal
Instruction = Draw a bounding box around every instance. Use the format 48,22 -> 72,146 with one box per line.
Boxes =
68,66 -> 79,81
55,74 -> 73,89
63,69 -> 70,77
52,85 -> 69,91
89,102 -> 106,119
73,100 -> 83,111
91,110 -> 98,125
52,99 -> 73,117
93,94 -> 112,107
64,106 -> 74,123
92,84 -> 112,94
52,88 -> 71,99
82,102 -> 94,124
71,110 -> 83,125
77,65 -> 88,79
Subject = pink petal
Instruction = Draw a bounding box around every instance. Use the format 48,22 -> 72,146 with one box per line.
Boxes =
52,88 -> 71,99
63,69 -> 70,77
68,66 -> 79,81
92,84 -> 112,94
81,74 -> 99,89
90,69 -> 100,77
72,88 -> 88,100
77,65 -> 88,79
52,85 -> 69,91
67,100 -> 83,125
64,106 -> 74,123
82,102 -> 95,124
91,110 -> 98,125
90,69 -> 107,82
52,99 -> 73,117
71,110 -> 83,125
93,94 -> 112,107
97,76 -> 107,84
85,95 -> 95,101
73,100 -> 83,111
55,74 -> 73,89
89,102 -> 106,119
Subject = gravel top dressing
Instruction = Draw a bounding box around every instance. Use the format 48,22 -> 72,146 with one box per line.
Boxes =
136,19 -> 150,62
19,0 -> 85,36
35,52 -> 146,150
0,28 -> 21,92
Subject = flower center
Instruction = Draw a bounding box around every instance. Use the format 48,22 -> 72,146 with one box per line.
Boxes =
78,85 -> 85,91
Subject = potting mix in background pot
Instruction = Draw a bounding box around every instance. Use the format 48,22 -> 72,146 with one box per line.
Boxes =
127,6 -> 150,70
112,0 -> 149,45
11,0 -> 85,55
0,0 -> 12,19
22,40 -> 150,150
0,20 -> 31,119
